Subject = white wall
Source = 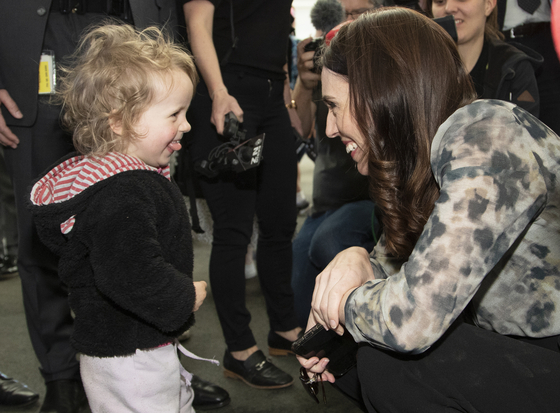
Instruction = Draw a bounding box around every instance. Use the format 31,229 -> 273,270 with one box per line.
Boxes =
292,0 -> 319,40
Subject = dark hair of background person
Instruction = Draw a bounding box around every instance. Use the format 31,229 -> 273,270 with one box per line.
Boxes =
424,0 -> 504,40
311,0 -> 345,34
321,7 -> 477,259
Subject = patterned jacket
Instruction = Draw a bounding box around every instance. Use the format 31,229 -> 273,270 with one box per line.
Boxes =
345,100 -> 560,354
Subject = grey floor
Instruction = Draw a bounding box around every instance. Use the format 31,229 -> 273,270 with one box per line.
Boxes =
0,157 -> 363,413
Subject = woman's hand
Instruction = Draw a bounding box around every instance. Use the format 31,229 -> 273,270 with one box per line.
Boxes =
296,313 -> 337,384
210,90 -> 244,135
311,246 -> 375,335
193,280 -> 207,312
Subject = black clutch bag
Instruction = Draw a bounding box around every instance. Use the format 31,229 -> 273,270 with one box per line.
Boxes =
291,323 -> 359,377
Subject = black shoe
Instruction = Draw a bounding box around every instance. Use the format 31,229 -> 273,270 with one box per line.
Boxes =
0,255 -> 18,277
191,375 -> 230,410
223,350 -> 293,389
40,379 -> 89,413
0,372 -> 39,407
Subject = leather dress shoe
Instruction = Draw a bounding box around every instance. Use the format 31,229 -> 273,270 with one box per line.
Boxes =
40,379 -> 89,413
223,350 -> 293,389
0,255 -> 18,278
268,330 -> 303,356
0,372 -> 39,406
191,375 -> 230,410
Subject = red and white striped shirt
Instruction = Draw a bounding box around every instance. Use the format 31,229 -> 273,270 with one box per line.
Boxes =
30,152 -> 171,234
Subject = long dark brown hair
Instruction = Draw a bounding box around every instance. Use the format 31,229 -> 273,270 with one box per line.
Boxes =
322,8 -> 476,259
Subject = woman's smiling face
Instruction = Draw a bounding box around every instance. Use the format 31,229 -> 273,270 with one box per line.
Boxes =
431,0 -> 494,49
322,68 -> 369,176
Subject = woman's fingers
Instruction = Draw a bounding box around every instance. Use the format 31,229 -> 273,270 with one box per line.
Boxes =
312,247 -> 372,331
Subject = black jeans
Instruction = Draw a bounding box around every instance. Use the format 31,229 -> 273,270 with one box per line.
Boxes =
334,321 -> 560,412
185,70 -> 299,351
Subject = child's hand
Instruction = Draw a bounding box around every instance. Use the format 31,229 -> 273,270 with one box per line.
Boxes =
193,281 -> 207,312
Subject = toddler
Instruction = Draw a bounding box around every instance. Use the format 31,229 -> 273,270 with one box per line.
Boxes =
29,23 -> 215,412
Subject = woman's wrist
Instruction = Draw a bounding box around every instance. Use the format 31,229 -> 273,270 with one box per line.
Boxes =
210,87 -> 227,100
339,288 -> 357,327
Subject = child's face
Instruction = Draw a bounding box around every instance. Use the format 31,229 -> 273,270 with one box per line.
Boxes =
125,70 -> 194,168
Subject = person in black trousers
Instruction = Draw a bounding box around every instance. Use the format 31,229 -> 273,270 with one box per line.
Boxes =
182,0 -> 302,390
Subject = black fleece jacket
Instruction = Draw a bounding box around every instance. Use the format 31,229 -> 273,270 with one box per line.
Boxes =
482,37 -> 543,117
28,154 -> 196,357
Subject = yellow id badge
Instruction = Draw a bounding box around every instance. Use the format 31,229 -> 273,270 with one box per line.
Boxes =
39,51 -> 56,95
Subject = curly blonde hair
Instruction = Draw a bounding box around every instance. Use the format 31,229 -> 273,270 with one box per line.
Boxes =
56,22 -> 198,156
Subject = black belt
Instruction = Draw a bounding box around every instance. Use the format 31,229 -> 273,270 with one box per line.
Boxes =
502,22 -> 550,39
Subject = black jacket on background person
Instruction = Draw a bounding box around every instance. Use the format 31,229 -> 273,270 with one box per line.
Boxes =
480,37 -> 542,117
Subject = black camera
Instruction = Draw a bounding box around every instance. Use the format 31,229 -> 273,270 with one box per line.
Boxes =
304,37 -> 325,73
194,112 -> 265,178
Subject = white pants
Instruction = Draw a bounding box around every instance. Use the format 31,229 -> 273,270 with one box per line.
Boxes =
80,343 -> 195,413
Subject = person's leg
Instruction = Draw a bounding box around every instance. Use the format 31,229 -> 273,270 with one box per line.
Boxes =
0,150 -> 18,264
292,201 -> 377,328
185,78 -> 258,352
308,200 -> 377,271
4,99 -> 78,383
80,344 -> 190,413
201,172 -> 257,351
354,321 -> 560,413
250,77 -> 299,336
291,213 -> 328,328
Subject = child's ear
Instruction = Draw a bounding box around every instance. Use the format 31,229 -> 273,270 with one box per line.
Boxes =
109,113 -> 123,136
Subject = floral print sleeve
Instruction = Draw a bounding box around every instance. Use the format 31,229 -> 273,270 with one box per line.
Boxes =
345,100 -> 560,354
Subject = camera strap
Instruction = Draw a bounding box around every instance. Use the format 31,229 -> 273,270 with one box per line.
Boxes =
184,155 -> 204,234
219,0 -> 238,67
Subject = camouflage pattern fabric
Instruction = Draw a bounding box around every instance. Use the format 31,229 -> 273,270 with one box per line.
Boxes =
345,100 -> 560,354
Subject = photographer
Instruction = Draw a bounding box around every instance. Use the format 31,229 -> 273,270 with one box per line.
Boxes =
291,0 -> 381,328
181,0 -> 302,390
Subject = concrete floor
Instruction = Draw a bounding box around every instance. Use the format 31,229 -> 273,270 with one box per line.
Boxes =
0,156 -> 363,413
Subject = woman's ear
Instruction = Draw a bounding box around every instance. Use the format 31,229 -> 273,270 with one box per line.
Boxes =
485,0 -> 497,16
109,112 -> 123,136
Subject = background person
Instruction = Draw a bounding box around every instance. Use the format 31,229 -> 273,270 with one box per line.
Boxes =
0,149 -> 18,276
428,0 -> 542,116
181,0 -> 302,390
497,0 -> 560,135
299,8 -> 560,412
291,0 -> 380,328
0,370 -> 38,407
